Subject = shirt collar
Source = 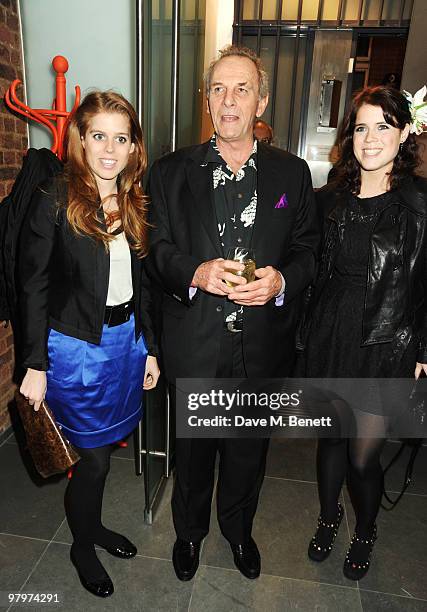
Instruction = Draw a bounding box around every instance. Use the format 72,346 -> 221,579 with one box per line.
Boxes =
202,134 -> 257,167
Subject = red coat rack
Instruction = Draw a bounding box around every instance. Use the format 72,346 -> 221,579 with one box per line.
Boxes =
4,55 -> 81,161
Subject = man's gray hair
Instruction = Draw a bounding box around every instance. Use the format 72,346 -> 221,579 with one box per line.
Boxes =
204,45 -> 269,100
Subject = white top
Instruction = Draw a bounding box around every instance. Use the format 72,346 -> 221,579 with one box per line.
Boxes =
106,232 -> 133,306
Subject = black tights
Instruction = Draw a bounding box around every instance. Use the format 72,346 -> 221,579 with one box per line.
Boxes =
65,444 -> 127,579
317,413 -> 387,536
65,444 -> 112,546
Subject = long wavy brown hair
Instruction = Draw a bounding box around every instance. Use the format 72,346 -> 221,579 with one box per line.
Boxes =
332,86 -> 421,195
63,91 -> 149,257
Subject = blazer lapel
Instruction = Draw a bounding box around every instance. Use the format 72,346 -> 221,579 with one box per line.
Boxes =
186,144 -> 224,256
251,143 -> 287,248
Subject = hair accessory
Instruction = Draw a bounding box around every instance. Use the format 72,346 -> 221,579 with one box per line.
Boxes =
403,85 -> 427,135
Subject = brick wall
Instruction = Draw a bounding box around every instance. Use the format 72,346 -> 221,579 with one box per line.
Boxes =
0,0 -> 28,436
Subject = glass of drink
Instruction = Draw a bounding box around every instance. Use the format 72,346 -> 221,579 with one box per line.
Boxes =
225,247 -> 256,287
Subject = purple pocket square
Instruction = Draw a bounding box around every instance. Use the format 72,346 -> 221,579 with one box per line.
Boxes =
275,193 -> 288,209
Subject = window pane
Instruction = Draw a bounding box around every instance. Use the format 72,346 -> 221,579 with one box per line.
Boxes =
381,0 -> 400,20
182,0 -> 196,20
241,32 -> 307,154
241,35 -> 258,52
262,0 -> 279,20
243,0 -> 260,20
177,0 -> 206,148
403,0 -> 414,21
272,36 -> 296,149
362,0 -> 382,20
152,0 -> 173,20
282,0 -> 299,21
321,0 -> 340,20
343,0 -> 361,20
291,36 -> 307,153
258,35 -> 276,126
302,0 -> 320,20
145,1 -> 172,161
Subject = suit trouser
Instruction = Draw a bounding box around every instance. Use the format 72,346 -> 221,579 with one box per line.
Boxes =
171,329 -> 270,544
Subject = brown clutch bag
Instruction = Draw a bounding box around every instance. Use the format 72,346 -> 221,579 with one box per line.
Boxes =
15,390 -> 80,478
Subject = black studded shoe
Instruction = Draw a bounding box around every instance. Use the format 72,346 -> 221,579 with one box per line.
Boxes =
343,525 -> 377,581
308,503 -> 344,562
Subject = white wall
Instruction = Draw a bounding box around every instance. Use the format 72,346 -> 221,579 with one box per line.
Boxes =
200,0 -> 234,140
203,0 -> 234,69
19,0 -> 135,149
401,0 -> 427,177
401,0 -> 427,94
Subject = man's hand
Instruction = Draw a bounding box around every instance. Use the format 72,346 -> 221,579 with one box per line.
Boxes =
143,355 -> 161,390
191,258 -> 246,296
20,368 -> 47,411
228,266 -> 282,306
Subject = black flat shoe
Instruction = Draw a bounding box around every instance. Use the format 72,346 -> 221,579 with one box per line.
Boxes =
70,547 -> 114,598
230,537 -> 261,579
308,503 -> 344,562
172,539 -> 200,581
98,536 -> 137,559
343,525 -> 377,581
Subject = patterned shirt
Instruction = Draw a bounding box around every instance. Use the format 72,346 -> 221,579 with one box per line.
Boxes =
202,135 -> 258,324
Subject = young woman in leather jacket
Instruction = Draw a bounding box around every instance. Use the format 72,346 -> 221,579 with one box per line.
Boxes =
303,86 -> 427,580
19,92 -> 160,598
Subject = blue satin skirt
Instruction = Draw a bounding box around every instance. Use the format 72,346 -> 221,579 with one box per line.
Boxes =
46,314 -> 147,448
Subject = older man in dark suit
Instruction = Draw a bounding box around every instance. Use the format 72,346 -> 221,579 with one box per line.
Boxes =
147,45 -> 319,582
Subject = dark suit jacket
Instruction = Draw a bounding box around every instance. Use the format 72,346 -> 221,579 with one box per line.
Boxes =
18,178 -> 158,371
147,141 -> 319,380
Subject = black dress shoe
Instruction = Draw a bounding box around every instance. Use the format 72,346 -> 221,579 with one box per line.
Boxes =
99,537 -> 137,559
70,547 -> 114,598
172,538 -> 200,581
230,537 -> 261,579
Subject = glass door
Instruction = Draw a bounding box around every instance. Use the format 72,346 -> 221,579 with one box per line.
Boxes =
136,0 -> 206,523
141,0 -> 206,163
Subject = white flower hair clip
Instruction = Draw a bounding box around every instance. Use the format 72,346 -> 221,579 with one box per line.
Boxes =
403,85 -> 427,135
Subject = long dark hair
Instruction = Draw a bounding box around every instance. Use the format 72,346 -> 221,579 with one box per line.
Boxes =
63,91 -> 149,258
332,86 -> 420,194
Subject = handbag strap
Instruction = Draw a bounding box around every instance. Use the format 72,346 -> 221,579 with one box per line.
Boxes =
381,439 -> 423,510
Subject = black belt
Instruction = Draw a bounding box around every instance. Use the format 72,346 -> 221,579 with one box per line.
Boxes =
224,320 -> 243,333
104,300 -> 134,327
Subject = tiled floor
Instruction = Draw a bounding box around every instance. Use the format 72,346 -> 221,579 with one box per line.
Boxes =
1,432 -> 426,611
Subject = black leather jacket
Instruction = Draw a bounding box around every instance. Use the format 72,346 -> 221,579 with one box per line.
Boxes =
305,176 -> 427,365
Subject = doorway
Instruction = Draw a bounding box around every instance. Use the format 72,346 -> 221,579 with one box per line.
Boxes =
349,31 -> 408,96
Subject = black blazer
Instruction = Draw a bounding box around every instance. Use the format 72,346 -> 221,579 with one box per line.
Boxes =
18,178 -> 158,371
146,141 -> 320,379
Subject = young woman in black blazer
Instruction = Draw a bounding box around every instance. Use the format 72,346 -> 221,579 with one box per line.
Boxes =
303,86 -> 427,580
19,91 -> 160,597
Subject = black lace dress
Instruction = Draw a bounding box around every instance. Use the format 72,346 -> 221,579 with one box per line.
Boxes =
305,192 -> 417,414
